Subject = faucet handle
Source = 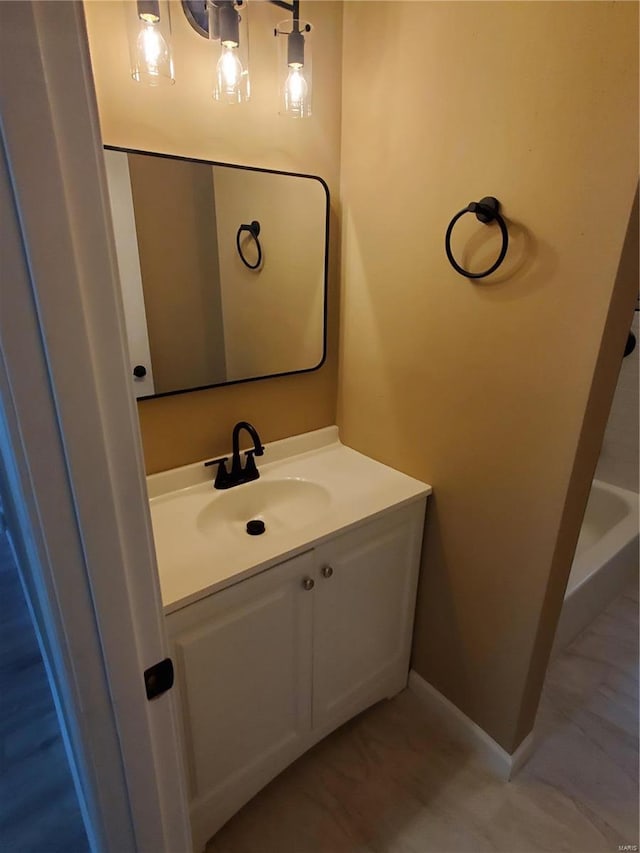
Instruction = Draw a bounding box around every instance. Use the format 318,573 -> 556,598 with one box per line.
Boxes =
204,456 -> 228,468
243,450 -> 260,479
205,456 -> 232,489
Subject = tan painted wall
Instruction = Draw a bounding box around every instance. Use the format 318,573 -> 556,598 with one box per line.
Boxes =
213,166 -> 326,380
84,0 -> 342,473
338,1 -> 638,752
128,154 -> 227,392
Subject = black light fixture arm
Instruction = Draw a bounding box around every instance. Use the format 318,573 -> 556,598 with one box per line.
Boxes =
183,0 -> 306,38
269,0 -> 299,14
182,0 -> 245,40
272,0 -> 312,39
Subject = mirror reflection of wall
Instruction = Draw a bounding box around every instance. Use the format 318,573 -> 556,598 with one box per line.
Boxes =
131,153 -> 227,394
104,148 -> 328,399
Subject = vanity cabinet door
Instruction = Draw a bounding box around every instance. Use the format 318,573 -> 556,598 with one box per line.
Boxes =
312,501 -> 425,731
166,550 -> 314,845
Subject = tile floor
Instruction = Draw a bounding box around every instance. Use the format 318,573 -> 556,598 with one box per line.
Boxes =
208,583 -> 638,853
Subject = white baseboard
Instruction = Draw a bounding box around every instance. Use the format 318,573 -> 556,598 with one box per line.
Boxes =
408,670 -> 535,781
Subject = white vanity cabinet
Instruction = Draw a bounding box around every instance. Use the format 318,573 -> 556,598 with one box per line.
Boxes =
167,550 -> 314,848
312,504 -> 424,732
166,498 -> 426,851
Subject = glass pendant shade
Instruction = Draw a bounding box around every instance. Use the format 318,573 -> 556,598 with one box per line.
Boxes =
211,1 -> 250,103
127,0 -> 175,86
276,20 -> 312,118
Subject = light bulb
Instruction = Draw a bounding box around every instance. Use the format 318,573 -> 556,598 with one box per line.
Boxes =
284,65 -> 308,116
135,22 -> 170,82
215,44 -> 245,103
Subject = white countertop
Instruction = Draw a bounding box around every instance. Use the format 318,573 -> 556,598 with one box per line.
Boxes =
148,427 -> 431,614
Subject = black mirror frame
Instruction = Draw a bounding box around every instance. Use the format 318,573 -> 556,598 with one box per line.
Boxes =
104,145 -> 329,401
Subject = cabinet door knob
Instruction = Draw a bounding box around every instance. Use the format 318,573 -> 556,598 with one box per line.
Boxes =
302,577 -> 315,591
321,565 -> 334,578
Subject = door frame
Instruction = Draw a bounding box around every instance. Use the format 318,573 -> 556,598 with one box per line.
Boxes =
0,2 -> 192,850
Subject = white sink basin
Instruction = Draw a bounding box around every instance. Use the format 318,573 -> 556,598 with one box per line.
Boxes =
148,427 -> 431,613
197,478 -> 331,537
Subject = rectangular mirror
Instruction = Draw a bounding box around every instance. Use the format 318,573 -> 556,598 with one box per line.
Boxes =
103,146 -> 329,399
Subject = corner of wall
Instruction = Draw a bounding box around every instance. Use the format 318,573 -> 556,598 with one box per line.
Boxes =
511,185 -> 640,751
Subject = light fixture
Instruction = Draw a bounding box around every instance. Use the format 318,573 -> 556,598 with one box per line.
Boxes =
212,1 -> 250,103
180,0 -> 313,117
274,2 -> 312,118
180,1 -> 250,103
127,0 -> 175,86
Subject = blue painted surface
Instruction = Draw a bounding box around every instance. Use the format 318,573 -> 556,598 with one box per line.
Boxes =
0,529 -> 89,853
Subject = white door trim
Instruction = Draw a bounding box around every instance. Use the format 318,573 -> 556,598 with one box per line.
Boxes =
0,2 -> 192,851
0,139 -> 130,853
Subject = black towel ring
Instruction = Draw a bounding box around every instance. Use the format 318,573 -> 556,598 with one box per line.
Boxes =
445,197 -> 509,279
624,331 -> 636,358
236,220 -> 262,270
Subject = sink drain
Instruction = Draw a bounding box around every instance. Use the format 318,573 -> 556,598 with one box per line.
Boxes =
246,519 -> 266,536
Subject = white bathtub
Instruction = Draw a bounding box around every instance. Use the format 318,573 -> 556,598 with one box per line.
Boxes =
553,479 -> 639,652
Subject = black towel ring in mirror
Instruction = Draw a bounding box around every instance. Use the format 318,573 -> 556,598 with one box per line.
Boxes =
236,220 -> 262,270
445,196 -> 509,279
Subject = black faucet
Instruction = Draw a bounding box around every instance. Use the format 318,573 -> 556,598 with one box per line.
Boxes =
205,421 -> 264,489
